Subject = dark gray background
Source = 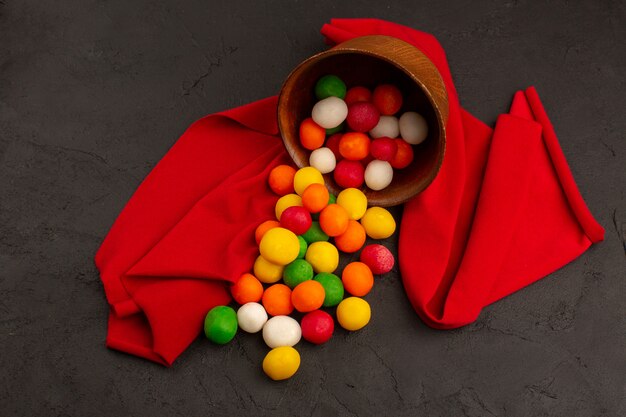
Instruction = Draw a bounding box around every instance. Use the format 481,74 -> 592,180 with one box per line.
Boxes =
1,1 -> 624,416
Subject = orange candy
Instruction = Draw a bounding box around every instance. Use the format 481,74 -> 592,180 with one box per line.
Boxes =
341,262 -> 374,296
262,284 -> 294,316
299,118 -> 326,150
291,280 -> 325,312
230,273 -> 264,305
302,183 -> 330,214
390,139 -> 414,169
319,204 -> 349,237
338,132 -> 370,160
269,165 -> 296,195
255,220 -> 281,245
334,220 -> 366,253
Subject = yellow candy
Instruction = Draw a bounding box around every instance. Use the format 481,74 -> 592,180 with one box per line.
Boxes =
360,207 -> 396,239
253,255 -> 284,284
293,167 -> 324,196
305,241 -> 339,273
336,297 -> 371,331
262,346 -> 301,381
336,188 -> 368,220
275,194 -> 302,220
259,227 -> 300,266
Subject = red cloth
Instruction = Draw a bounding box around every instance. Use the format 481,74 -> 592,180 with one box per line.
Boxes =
95,18 -> 604,365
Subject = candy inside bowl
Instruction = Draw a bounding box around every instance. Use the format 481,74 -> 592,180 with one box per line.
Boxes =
277,35 -> 448,207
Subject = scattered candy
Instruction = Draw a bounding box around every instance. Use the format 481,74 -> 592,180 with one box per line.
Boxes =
204,306 -> 238,344
268,165 -> 296,196
346,101 -> 380,132
315,74 -> 347,100
253,255 -> 284,284
280,206 -> 312,235
336,188 -> 368,220
275,193 -> 303,220
259,227 -> 300,266
333,160 -> 365,189
334,219 -> 366,253
305,241 -> 339,273
302,183 -> 330,213
237,302 -> 268,333
319,204 -> 350,237
325,133 -> 343,160
360,244 -> 395,274
339,132 -> 370,161
293,167 -> 325,196
282,259 -> 314,288
296,235 -> 308,259
389,138 -> 414,169
255,220 -> 281,245
336,297 -> 371,331
372,84 -> 403,115
291,280 -> 325,313
360,207 -> 396,239
341,262 -> 374,297
262,315 -> 301,348
300,221 -> 329,244
231,273 -> 264,304
325,122 -> 345,135
301,310 -> 334,345
309,147 -> 336,174
369,115 -> 399,139
364,160 -> 394,191
263,346 -> 300,381
299,117 -> 326,150
369,136 -> 398,162
311,96 -> 349,129
313,272 -> 344,307
399,111 -> 428,145
262,284 -> 294,316
344,86 -> 372,105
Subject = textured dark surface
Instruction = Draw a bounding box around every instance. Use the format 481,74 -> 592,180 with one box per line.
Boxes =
1,1 -> 625,416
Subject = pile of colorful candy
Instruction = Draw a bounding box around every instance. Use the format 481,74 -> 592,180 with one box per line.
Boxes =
203,165 -> 396,381
301,74 -> 429,191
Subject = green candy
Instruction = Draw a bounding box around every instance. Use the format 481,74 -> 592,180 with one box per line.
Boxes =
315,75 -> 347,100
204,306 -> 238,344
301,221 -> 329,244
326,122 -> 345,135
328,194 -> 336,205
314,273 -> 344,307
297,235 -> 308,259
283,259 -> 314,288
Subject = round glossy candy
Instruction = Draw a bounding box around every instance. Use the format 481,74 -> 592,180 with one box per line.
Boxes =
390,138 -> 414,169
311,96 -> 349,130
309,147 -> 336,174
336,188 -> 368,220
283,259 -> 314,288
297,235 -> 308,259
336,297 -> 371,331
300,221 -> 329,244
305,241 -> 339,273
333,160 -> 365,189
315,74 -> 346,100
280,206 -> 312,235
302,183 -> 330,213
325,133 -> 343,160
231,273 -> 264,304
370,137 -> 398,162
275,194 -> 303,220
237,302 -> 268,333
325,122 -> 345,135
339,132 -> 370,161
291,280 -> 325,313
360,244 -> 395,274
360,207 -> 396,239
255,220 -> 281,245
259,227 -> 300,266
263,346 -> 301,381
364,160 -> 393,191
301,310 -> 334,345
369,115 -> 400,139
399,111 -> 428,145
268,165 -> 296,196
346,101 -> 380,132
341,261 -> 374,296
299,118 -> 326,150
313,272 -> 344,307
262,315 -> 302,348
319,204 -> 350,237
293,167 -> 324,196
334,219 -> 366,253
253,255 -> 284,284
262,284 -> 294,316
372,84 -> 403,115
344,86 -> 372,105
204,306 -> 238,344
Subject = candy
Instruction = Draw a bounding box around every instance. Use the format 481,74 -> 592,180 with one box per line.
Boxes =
325,122 -> 345,135
313,272 -> 344,307
255,220 -> 281,245
253,255 -> 284,284
263,346 -> 301,381
319,204 -> 350,237
282,259 -> 314,288
360,244 -> 395,274
344,86 -> 372,105
341,261 -> 374,296
305,241 -> 339,273
372,84 -> 403,115
301,310 -> 334,345
280,206 -> 312,236
369,115 -> 399,139
297,235 -> 308,259
302,183 -> 330,213
399,111 -> 428,145
315,74 -> 347,100
325,133 -> 343,160
336,297 -> 371,331
334,219 -> 366,253
268,165 -> 296,196
369,137 -> 398,162
360,207 -> 396,239
311,96 -> 348,129
333,160 -> 365,189
346,101 -> 380,132
389,138 -> 414,169
339,132 -> 370,160
259,227 -> 300,266
262,315 -> 301,348
293,167 -> 324,196
231,273 -> 264,304
275,193 -> 303,220
291,280 -> 325,313
364,160 -> 394,191
336,188 -> 368,220
309,147 -> 336,174
299,118 -> 326,150
204,306 -> 238,344
237,302 -> 268,333
262,284 -> 294,316
300,221 -> 329,244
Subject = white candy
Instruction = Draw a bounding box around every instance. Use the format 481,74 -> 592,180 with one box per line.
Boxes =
237,302 -> 268,333
309,147 -> 336,174
262,315 -> 302,348
311,96 -> 348,129
364,160 -> 394,191
369,115 -> 399,139
399,112 -> 428,145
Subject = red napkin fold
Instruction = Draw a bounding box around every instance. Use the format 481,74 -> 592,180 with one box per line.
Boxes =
95,18 -> 603,365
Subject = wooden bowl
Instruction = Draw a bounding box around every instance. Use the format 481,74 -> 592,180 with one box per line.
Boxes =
277,35 -> 448,207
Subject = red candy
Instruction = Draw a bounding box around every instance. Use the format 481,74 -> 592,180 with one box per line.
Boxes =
280,206 -> 312,235
344,86 -> 372,105
360,244 -> 395,274
301,310 -> 334,344
333,160 -> 365,188
372,84 -> 403,115
370,137 -> 398,162
390,138 -> 414,169
326,133 -> 343,161
346,102 -> 380,132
